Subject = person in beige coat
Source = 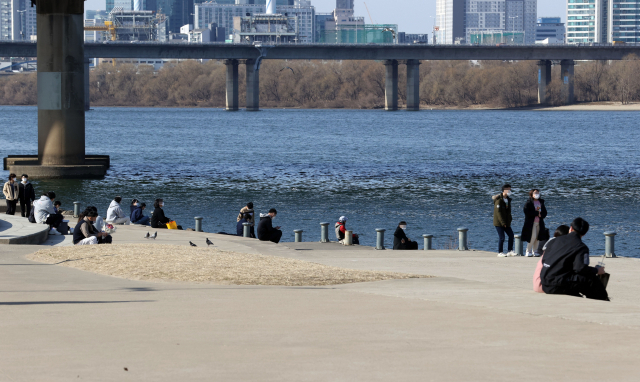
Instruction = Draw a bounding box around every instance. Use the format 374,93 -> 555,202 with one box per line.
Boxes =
3,173 -> 19,215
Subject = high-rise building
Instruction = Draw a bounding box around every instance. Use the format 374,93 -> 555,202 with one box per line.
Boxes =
0,0 -> 36,41
463,0 -> 535,45
107,0 -> 115,13
566,0 -> 607,43
434,0 -> 465,44
608,0 -> 640,43
535,17 -> 565,44
336,0 -> 354,9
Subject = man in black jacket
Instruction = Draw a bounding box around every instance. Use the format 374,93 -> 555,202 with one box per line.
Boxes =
541,217 -> 609,301
393,221 -> 418,250
18,174 -> 35,218
257,208 -> 282,243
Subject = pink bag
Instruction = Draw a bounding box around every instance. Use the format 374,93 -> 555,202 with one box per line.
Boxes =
533,257 -> 544,293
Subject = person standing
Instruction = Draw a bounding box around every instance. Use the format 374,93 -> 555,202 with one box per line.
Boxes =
393,221 -> 418,250
237,202 -> 255,238
18,174 -> 35,218
257,208 -> 282,244
522,189 -> 547,257
3,173 -> 19,215
493,184 -> 515,257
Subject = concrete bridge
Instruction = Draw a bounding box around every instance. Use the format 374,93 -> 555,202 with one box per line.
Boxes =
2,41 -> 640,111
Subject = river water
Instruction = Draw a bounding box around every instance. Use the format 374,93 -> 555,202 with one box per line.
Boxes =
1,106 -> 639,257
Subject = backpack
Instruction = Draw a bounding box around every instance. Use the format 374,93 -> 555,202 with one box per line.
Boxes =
28,207 -> 36,223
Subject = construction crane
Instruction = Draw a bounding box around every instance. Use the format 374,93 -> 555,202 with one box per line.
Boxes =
363,2 -> 375,24
84,21 -> 117,66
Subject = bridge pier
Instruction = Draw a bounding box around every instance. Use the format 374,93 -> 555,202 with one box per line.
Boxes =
406,59 -> 421,111
561,60 -> 575,105
245,59 -> 260,111
537,60 -> 551,104
225,59 -> 239,111
384,60 -> 398,111
84,58 -> 91,111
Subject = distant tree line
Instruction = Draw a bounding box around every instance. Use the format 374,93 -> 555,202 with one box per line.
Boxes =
1,56 -> 640,108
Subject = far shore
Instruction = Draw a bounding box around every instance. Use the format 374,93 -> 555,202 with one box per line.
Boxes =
3,101 -> 640,111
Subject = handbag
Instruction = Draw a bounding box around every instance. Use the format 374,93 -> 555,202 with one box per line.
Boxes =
166,221 -> 178,229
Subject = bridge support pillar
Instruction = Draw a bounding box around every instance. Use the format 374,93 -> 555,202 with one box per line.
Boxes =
245,59 -> 260,111
561,59 -> 575,105
537,60 -> 551,104
225,59 -> 239,111
3,0 -> 108,179
84,58 -> 91,111
384,60 -> 398,111
406,59 -> 421,111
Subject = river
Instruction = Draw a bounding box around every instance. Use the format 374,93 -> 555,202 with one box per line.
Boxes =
1,106 -> 639,257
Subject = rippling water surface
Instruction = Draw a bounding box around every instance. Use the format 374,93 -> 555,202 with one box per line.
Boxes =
1,106 -> 639,256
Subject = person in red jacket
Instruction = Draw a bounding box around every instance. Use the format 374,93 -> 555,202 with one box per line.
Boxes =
335,216 -> 359,244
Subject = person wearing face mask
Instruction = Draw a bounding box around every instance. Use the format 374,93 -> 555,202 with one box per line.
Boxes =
522,189 -> 547,257
393,221 -> 418,250
151,198 -> 171,229
3,173 -> 19,215
257,208 -> 282,243
130,199 -> 140,215
18,174 -> 35,218
493,184 -> 516,257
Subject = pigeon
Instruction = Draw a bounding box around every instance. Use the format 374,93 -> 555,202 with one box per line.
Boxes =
144,232 -> 150,239
150,232 -> 157,240
189,241 -> 197,247
206,238 -> 214,246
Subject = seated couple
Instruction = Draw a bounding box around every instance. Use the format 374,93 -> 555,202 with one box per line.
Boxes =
73,207 -> 113,245
533,218 -> 609,301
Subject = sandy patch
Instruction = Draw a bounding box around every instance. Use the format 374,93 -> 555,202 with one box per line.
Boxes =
27,244 -> 429,286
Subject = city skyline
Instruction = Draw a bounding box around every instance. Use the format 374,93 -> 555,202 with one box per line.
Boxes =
84,0 -> 566,34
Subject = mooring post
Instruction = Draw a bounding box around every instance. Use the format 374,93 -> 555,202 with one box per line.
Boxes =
243,222 -> 251,238
423,234 -> 433,250
515,234 -> 523,256
376,228 -> 386,250
345,230 -> 353,246
604,232 -> 617,258
294,229 -> 303,242
73,201 -> 81,218
458,227 -> 469,251
194,216 -> 203,232
320,222 -> 329,243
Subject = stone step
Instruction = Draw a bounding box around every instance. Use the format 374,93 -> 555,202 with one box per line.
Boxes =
0,214 -> 50,245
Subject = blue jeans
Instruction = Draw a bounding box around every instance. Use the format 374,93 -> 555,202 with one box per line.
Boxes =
133,216 -> 150,226
495,226 -> 514,253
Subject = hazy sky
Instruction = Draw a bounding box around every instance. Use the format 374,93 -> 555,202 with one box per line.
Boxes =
84,0 -> 566,34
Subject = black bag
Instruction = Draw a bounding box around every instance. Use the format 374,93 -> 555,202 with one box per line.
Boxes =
57,220 -> 69,235
538,228 -> 550,242
28,207 -> 36,223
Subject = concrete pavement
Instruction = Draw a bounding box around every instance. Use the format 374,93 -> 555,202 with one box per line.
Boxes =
1,224 -> 640,381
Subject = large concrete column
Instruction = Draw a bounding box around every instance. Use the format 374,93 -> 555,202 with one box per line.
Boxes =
37,0 -> 85,166
406,59 -> 421,111
225,59 -> 239,111
537,60 -> 551,104
560,59 -> 575,105
84,58 -> 91,111
245,59 -> 260,112
384,60 -> 398,111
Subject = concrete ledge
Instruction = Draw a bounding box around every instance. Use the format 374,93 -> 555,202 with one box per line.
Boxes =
0,215 -> 49,245
4,155 -> 110,179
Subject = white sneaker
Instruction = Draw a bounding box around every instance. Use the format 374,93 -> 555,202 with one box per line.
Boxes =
497,252 -> 507,257
49,228 -> 61,236
525,251 -> 533,257
507,251 -> 518,257
533,252 -> 542,257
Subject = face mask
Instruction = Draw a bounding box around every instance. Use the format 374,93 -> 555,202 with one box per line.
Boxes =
533,193 -> 540,199
400,225 -> 407,230
22,178 -> 27,182
271,215 -> 276,221
506,191 -> 512,197
160,203 -> 164,207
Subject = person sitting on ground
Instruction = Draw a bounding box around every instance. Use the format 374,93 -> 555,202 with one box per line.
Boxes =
533,225 -> 570,293
34,191 -> 63,236
335,216 -> 360,244
540,218 -> 609,301
237,213 -> 253,237
73,207 -> 112,245
130,202 -> 150,226
3,173 -> 19,215
106,196 -> 131,225
18,174 -> 35,218
150,198 -> 182,229
53,200 -> 62,214
237,202 -> 256,238
393,221 -> 419,250
257,208 -> 282,244
130,199 -> 139,215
